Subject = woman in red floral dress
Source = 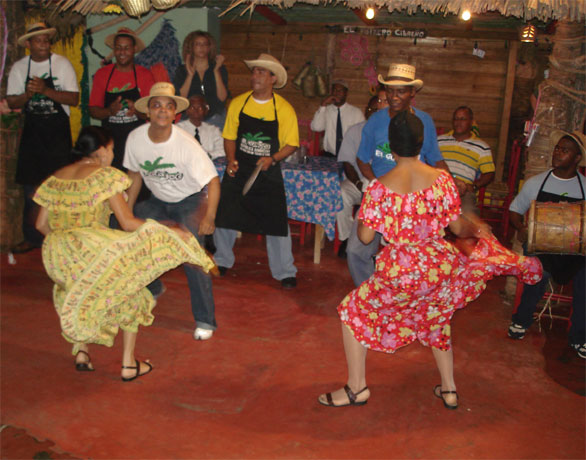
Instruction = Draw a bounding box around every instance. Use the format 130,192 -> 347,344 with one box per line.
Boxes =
318,111 -> 542,409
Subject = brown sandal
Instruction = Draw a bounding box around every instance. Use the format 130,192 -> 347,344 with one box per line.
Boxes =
434,384 -> 458,410
319,384 -> 369,407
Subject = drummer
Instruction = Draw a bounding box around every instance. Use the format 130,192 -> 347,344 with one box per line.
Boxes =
507,130 -> 585,359
214,54 -> 299,289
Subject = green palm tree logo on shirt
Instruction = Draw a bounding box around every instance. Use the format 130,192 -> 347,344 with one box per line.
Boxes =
378,142 -> 392,154
243,132 -> 271,142
140,157 -> 175,172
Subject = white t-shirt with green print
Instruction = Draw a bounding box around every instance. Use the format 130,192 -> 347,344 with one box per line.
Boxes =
124,124 -> 218,203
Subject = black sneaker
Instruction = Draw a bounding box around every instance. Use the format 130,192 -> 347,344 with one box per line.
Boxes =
570,343 -> 586,359
508,322 -> 527,340
281,277 -> 297,289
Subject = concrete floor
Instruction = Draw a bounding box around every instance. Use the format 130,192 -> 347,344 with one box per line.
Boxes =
1,233 -> 584,459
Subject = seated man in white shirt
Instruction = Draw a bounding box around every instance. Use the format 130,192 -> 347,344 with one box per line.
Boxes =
310,79 -> 365,157
177,95 -> 225,160
336,88 -> 388,258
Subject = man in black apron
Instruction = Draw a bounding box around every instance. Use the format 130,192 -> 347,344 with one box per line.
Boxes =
6,22 -> 79,254
508,130 -> 585,359
214,54 -> 299,289
89,27 -> 154,170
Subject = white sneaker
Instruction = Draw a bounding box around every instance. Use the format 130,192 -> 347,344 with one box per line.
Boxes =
193,328 -> 214,341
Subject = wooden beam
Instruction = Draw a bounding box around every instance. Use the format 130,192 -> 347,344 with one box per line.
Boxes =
255,5 -> 287,25
495,40 -> 519,182
353,9 -> 378,26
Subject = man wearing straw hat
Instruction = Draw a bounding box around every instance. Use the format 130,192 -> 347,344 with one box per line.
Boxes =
346,63 -> 448,286
7,22 -> 79,254
124,82 -> 220,341
214,53 -> 299,289
89,27 -> 155,170
508,130 -> 585,359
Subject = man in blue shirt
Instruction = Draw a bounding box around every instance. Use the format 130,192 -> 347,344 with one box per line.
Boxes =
347,63 -> 448,286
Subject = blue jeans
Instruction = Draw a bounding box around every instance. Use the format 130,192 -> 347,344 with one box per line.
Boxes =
134,192 -> 216,330
513,265 -> 585,346
346,217 -> 381,287
213,227 -> 297,281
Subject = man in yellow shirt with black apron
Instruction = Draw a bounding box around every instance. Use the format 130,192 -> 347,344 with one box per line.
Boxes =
214,54 -> 299,288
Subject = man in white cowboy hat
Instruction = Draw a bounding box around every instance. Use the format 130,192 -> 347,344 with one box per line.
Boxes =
508,129 -> 585,359
123,82 -> 221,341
346,63 -> 448,286
89,27 -> 155,170
214,53 -> 299,289
310,79 -> 364,158
7,22 -> 79,254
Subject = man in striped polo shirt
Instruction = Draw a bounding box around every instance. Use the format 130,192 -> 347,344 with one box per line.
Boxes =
438,106 -> 495,211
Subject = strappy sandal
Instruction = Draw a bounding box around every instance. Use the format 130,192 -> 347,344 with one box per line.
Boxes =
121,359 -> 153,382
74,350 -> 95,372
319,384 -> 369,407
434,384 -> 458,410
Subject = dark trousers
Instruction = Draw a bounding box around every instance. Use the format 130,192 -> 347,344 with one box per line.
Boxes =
134,192 -> 216,330
513,265 -> 585,345
21,184 -> 44,247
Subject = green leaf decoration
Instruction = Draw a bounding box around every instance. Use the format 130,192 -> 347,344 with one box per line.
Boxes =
243,132 -> 271,142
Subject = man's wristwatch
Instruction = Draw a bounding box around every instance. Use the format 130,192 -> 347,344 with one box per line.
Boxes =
271,156 -> 277,166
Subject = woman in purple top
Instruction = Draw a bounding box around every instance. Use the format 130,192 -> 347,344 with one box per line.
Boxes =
173,31 -> 229,129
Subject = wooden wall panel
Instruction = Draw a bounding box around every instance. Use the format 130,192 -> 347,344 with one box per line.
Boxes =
221,23 -> 512,167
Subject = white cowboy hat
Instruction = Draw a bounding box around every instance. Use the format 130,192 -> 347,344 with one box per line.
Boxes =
135,82 -> 189,114
378,63 -> 423,91
244,53 -> 287,89
550,129 -> 586,167
18,22 -> 56,47
105,27 -> 146,53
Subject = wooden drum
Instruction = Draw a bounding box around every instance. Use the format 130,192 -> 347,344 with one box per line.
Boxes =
527,201 -> 586,255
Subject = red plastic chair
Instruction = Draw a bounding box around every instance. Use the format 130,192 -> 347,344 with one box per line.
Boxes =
478,140 -> 523,241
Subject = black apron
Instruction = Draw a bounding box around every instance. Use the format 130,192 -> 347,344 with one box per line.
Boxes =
533,170 -> 585,285
102,65 -> 144,170
215,94 -> 288,236
16,55 -> 72,185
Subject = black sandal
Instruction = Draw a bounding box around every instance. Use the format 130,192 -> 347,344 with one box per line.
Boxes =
121,359 -> 153,382
434,384 -> 458,410
319,384 -> 369,407
75,350 -> 94,372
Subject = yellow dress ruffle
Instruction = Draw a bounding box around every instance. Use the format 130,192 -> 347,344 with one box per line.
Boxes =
34,167 -> 215,354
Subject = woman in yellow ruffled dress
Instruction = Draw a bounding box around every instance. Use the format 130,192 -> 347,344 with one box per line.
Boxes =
34,126 -> 216,382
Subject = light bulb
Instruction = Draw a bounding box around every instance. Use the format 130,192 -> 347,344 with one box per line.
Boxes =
366,7 -> 375,20
461,10 -> 471,21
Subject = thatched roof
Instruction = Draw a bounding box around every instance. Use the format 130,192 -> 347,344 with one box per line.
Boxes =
55,0 -> 585,21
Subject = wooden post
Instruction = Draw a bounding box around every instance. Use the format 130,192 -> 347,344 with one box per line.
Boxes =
495,40 -> 519,182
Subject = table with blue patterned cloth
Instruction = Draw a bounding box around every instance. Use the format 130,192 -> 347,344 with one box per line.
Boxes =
213,156 -> 343,241
214,156 -> 343,264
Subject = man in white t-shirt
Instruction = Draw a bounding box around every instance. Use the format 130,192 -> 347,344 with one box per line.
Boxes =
124,82 -> 221,341
177,95 -> 225,160
7,22 -> 79,254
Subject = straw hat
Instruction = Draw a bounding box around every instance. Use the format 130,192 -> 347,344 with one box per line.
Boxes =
550,129 -> 586,167
331,79 -> 349,90
244,53 -> 287,89
105,27 -> 146,53
17,22 -> 56,47
378,64 -> 423,90
135,82 -> 189,114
